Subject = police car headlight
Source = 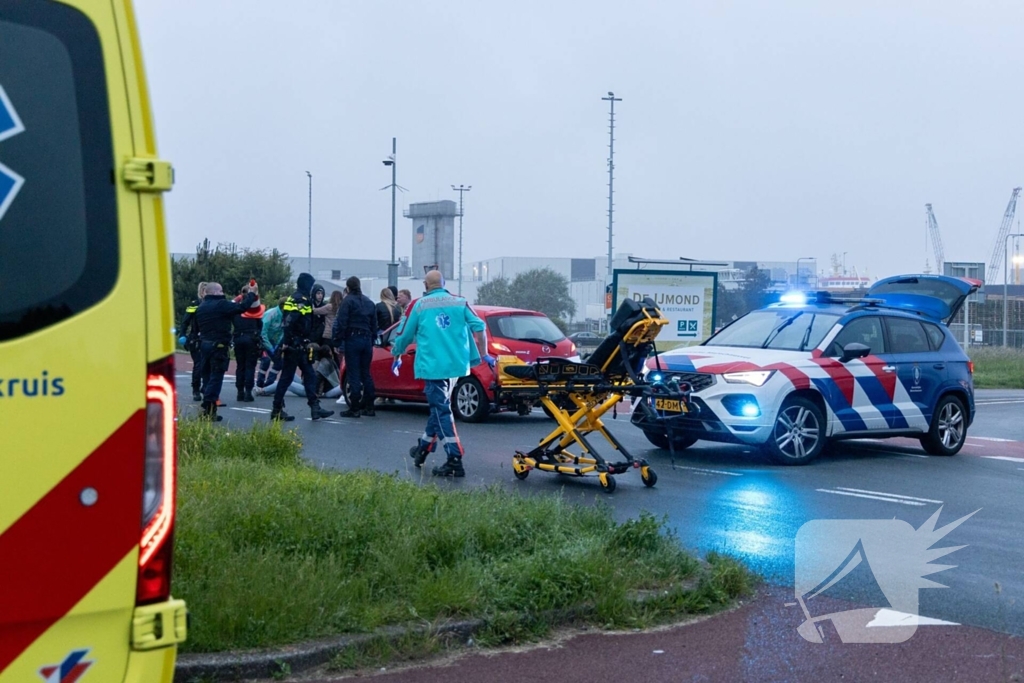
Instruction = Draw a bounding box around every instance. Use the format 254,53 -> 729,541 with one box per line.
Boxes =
722,370 -> 775,387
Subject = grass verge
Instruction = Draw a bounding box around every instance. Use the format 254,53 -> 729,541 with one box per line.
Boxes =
175,419 -> 754,656
970,347 -> 1024,389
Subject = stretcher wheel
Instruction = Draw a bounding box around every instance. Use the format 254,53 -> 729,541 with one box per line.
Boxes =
513,467 -> 530,480
599,473 -> 616,494
641,466 -> 658,488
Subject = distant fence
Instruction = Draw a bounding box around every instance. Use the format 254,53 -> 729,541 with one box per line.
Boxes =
951,299 -> 1024,349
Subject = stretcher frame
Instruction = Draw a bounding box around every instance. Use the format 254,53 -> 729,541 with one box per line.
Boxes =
502,302 -> 695,493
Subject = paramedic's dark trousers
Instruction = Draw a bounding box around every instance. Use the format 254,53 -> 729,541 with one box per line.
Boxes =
418,379 -> 463,458
272,347 -> 319,411
200,341 -> 230,404
233,336 -> 260,392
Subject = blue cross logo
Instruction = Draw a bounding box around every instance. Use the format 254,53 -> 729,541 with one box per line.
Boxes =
0,84 -> 26,224
436,313 -> 451,330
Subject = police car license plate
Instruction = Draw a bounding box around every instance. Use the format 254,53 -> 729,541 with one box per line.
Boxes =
655,398 -> 687,413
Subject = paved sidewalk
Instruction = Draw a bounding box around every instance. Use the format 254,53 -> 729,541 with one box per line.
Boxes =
297,585 -> 1022,683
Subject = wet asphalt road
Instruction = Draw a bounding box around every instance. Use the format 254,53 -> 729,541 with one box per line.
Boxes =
177,373 -> 1024,640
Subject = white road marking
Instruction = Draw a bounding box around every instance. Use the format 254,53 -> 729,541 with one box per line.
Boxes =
975,400 -> 1024,406
970,436 -> 1017,443
866,609 -> 959,627
899,453 -> 929,459
675,465 -> 743,477
836,487 -> 943,504
392,430 -> 424,435
981,455 -> 1024,463
816,489 -> 927,506
229,407 -> 271,414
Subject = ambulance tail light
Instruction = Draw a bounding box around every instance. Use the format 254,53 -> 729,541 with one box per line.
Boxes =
968,360 -> 974,375
139,355 -> 176,605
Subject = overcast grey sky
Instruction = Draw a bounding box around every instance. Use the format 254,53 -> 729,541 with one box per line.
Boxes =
136,0 -> 1024,280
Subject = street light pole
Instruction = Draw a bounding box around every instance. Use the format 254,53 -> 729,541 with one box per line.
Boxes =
796,257 -> 814,289
382,138 -> 399,289
602,92 -> 621,284
1003,233 -> 1024,346
305,171 -> 312,275
452,184 -> 472,295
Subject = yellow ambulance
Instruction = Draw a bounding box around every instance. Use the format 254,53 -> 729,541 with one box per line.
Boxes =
0,1 -> 186,681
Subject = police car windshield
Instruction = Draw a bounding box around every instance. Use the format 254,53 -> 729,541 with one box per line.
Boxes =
707,310 -> 840,351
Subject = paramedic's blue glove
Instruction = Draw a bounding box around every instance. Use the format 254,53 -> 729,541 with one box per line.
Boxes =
483,354 -> 496,370
178,336 -> 187,347
392,357 -> 402,376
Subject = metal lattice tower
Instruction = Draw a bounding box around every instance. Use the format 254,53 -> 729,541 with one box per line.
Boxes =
925,203 -> 944,273
988,187 -> 1022,285
451,184 -> 471,295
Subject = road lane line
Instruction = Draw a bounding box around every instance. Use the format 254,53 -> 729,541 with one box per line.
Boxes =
975,400 -> 1024,405
229,407 -> 271,414
981,455 -> 1024,463
970,436 -> 1017,443
836,487 -> 943,503
816,489 -> 927,506
675,465 -> 742,477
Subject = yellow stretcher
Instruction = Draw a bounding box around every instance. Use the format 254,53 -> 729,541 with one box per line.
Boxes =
500,297 -> 696,493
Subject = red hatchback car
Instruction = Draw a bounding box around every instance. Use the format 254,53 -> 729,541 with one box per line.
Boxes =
340,306 -> 578,421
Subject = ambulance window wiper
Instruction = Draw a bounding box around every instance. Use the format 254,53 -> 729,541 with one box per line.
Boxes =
762,312 -> 803,349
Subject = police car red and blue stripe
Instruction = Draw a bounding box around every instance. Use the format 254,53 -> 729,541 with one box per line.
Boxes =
632,274 -> 978,464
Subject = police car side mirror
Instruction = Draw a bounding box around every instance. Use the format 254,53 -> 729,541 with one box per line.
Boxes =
839,342 -> 871,363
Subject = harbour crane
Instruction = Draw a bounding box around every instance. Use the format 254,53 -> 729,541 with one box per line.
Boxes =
988,187 -> 1022,284
925,203 -> 944,273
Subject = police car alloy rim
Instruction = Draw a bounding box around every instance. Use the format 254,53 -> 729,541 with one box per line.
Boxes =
938,401 -> 964,448
774,405 -> 820,459
457,382 -> 480,415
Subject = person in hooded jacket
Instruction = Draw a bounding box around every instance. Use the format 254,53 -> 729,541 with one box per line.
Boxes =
232,284 -> 265,402
332,276 -> 378,417
272,272 -> 334,422
196,282 -> 257,421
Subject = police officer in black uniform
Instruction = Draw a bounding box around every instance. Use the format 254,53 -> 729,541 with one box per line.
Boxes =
271,272 -> 334,422
196,282 -> 257,421
178,281 -> 207,401
333,276 -> 378,418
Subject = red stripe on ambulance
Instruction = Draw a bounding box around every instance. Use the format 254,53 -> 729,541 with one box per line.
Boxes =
0,411 -> 144,674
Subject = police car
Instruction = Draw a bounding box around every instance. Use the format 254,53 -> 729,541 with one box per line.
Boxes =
632,275 -> 978,465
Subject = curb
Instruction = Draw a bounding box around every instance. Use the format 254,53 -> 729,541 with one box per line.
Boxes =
173,619 -> 484,683
173,577 -> 710,681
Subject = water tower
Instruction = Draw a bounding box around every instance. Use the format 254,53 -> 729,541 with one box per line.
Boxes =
405,200 -> 457,278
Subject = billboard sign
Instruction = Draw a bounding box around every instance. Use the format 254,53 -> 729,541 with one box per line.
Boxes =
612,269 -> 717,351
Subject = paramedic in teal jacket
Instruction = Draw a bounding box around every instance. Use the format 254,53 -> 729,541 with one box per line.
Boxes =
391,270 -> 492,477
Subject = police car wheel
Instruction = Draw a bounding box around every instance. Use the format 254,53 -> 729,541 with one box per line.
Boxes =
766,396 -> 824,465
920,395 -> 967,456
644,431 -> 698,451
453,377 -> 490,423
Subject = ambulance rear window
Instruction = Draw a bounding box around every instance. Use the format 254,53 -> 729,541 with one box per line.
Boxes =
0,2 -> 117,342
